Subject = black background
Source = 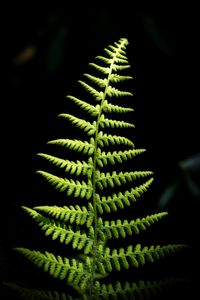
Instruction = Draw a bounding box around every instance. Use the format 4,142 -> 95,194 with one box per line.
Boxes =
0,3 -> 199,299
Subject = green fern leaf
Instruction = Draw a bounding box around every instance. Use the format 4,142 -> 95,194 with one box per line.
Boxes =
89,62 -> 110,74
101,212 -> 168,239
22,208 -> 94,252
109,73 -> 133,83
37,153 -> 93,177
33,204 -> 94,227
96,170 -> 153,189
5,277 -> 188,300
96,149 -> 146,166
101,244 -> 187,272
58,113 -> 96,135
95,56 -> 113,64
96,55 -> 129,66
97,132 -> 134,147
67,95 -> 99,116
4,282 -> 76,300
102,100 -> 134,113
96,178 -> 154,213
106,86 -> 133,97
78,80 -> 103,101
99,114 -> 135,129
10,37 -> 188,300
36,171 -> 93,199
83,73 -> 107,88
94,278 -> 189,300
47,138 -> 95,155
15,248 -> 90,288
96,55 -> 128,65
108,44 -> 127,55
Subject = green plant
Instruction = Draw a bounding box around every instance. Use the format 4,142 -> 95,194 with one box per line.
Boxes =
7,38 -> 188,299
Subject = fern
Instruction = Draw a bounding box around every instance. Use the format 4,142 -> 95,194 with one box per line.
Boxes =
8,38 -> 188,299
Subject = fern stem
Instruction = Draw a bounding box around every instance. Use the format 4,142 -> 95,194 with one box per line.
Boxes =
89,39 -> 129,299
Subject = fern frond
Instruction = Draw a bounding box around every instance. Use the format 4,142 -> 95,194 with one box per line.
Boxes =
98,54 -> 129,64
58,114 -> 96,136
95,55 -> 112,64
78,80 -> 103,101
4,282 -> 75,300
36,171 -> 93,199
103,47 -> 116,57
47,138 -> 95,155
100,212 -> 168,239
97,132 -> 134,147
111,64 -> 131,72
5,277 -> 189,300
96,55 -> 129,65
96,170 -> 153,189
89,62 -> 110,74
21,207 -> 94,252
113,57 -> 129,64
44,226 -> 93,254
106,45 -> 127,59
33,204 -> 94,227
11,38 -> 188,300
109,73 -> 133,83
99,115 -> 135,129
37,153 -> 93,177
108,39 -> 127,53
102,100 -> 134,114
83,73 -> 107,88
96,149 -> 146,167
104,48 -> 127,60
96,178 -> 154,213
106,86 -> 133,98
67,95 -> 99,116
101,244 -> 187,271
94,278 -> 189,300
15,248 -> 90,288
